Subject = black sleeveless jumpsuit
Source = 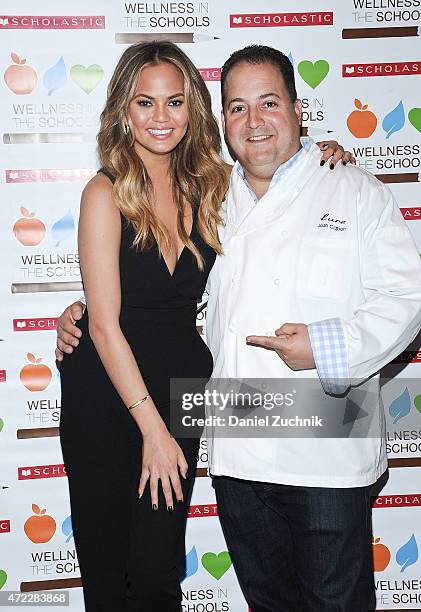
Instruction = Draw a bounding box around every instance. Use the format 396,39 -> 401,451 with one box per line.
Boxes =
59,168 -> 215,611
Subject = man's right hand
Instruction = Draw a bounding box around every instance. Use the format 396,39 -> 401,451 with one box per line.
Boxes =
55,301 -> 85,362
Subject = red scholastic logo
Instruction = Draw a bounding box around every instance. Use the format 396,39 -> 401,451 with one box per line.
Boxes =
400,207 -> 421,220
0,370 -> 6,383
373,494 -> 421,508
188,504 -> 218,518
0,520 -> 11,533
18,464 -> 67,480
343,62 -> 421,78
230,12 -> 333,28
6,169 -> 95,183
0,15 -> 105,29
393,351 -> 421,364
199,68 -> 221,82
13,318 -> 57,332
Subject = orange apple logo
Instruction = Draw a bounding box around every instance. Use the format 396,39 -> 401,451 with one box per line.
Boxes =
372,536 -> 391,572
20,353 -> 52,392
4,52 -> 38,95
24,503 -> 56,543
347,99 -> 377,138
13,207 -> 46,246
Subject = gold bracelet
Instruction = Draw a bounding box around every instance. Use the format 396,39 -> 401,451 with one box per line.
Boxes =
128,395 -> 150,410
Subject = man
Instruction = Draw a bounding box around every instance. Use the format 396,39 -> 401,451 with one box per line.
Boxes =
56,46 -> 421,611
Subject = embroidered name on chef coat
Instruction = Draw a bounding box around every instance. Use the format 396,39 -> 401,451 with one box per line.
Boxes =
317,212 -> 347,232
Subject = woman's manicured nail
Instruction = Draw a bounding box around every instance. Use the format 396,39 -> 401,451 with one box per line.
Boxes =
330,163 -> 334,170
320,160 -> 325,166
167,506 -> 174,512
152,504 -> 158,510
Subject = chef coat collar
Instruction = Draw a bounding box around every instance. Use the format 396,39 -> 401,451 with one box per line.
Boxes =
225,137 -> 322,239
236,136 -> 312,203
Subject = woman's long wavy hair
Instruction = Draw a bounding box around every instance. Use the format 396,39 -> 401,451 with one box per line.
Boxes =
97,41 -> 230,268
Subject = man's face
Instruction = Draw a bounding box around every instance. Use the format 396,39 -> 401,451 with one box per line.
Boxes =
222,61 -> 302,179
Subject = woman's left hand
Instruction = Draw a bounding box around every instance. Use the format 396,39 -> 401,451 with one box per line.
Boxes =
316,140 -> 356,168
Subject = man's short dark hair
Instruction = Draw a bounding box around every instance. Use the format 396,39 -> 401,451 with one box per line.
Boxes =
221,45 -> 297,108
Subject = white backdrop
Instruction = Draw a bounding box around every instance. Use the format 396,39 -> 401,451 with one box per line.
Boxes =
1,1 -> 420,610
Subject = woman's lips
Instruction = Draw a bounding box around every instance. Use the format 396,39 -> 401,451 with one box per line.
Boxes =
147,128 -> 174,139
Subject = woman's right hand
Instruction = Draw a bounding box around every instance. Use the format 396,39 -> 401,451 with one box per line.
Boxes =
56,301 -> 85,361
138,425 -> 189,511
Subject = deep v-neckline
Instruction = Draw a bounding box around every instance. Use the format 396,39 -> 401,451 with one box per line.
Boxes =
153,208 -> 196,279
160,241 -> 187,278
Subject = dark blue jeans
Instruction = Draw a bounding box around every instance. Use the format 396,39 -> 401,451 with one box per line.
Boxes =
213,476 -> 374,612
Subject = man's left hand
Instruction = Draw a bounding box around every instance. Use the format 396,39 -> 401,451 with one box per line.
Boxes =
246,323 -> 316,371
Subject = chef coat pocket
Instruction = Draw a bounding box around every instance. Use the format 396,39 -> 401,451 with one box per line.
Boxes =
297,237 -> 351,301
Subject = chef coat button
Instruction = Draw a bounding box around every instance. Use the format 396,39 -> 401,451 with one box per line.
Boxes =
281,230 -> 288,237
231,277 -> 237,283
274,278 -> 280,285
229,325 -> 235,333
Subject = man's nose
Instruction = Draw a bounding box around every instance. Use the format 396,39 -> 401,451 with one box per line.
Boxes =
247,106 -> 264,129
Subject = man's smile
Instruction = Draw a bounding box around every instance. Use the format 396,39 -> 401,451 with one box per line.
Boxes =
246,134 -> 274,142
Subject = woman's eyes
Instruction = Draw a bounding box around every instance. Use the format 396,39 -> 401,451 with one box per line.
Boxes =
136,99 -> 184,107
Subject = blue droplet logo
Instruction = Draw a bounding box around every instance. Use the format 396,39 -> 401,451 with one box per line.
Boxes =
388,387 -> 411,424
51,209 -> 75,247
396,534 -> 418,573
181,545 -> 199,581
382,101 -> 405,139
43,56 -> 67,96
62,515 -> 73,543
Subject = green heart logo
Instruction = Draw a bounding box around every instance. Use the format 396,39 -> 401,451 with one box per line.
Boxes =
408,108 -> 421,133
414,395 -> 421,414
0,418 -> 3,433
0,569 -> 7,590
201,551 -> 232,580
70,64 -> 104,94
298,60 -> 330,89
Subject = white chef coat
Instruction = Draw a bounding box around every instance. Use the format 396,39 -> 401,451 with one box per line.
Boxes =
205,138 -> 421,488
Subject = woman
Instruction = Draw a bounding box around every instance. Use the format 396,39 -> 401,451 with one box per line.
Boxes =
59,40 -> 229,612
58,41 -> 352,611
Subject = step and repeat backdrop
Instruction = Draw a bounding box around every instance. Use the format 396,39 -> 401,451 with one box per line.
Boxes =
0,1 -> 420,610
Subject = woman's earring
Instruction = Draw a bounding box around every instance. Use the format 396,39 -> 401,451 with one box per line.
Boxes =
123,123 -> 129,135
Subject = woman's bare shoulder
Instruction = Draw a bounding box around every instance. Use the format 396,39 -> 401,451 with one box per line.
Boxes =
80,171 -> 117,213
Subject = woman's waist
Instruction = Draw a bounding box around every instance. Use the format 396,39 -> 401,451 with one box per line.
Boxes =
78,306 -> 201,336
119,303 -> 198,327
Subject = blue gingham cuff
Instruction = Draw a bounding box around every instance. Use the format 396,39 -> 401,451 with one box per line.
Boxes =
308,318 -> 350,395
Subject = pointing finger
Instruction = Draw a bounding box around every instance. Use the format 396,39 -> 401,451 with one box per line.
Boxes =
246,335 -> 279,349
